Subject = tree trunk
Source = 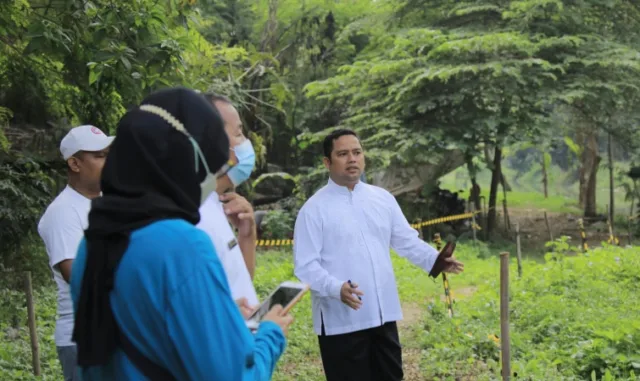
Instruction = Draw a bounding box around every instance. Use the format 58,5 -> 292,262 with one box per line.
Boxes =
470,178 -> 481,213
582,132 -> 600,217
578,130 -> 587,208
488,145 -> 503,235
541,151 -> 549,198
484,144 -> 511,192
608,133 -> 614,222
260,0 -> 279,52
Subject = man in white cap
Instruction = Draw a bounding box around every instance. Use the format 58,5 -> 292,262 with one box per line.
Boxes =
38,125 -> 114,381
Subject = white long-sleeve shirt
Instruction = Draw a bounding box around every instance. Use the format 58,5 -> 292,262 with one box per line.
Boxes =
293,178 -> 439,336
197,193 -> 259,306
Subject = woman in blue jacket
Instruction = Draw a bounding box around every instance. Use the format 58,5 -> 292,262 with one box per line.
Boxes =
70,87 -> 292,380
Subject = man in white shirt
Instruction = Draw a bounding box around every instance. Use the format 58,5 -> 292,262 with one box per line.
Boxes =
38,125 -> 114,381
197,93 -> 259,309
293,129 -> 464,381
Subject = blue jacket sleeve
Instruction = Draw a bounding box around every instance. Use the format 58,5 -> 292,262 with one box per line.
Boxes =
165,239 -> 287,381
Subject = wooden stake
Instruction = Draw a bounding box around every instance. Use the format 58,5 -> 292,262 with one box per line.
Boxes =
470,204 -> 478,244
515,223 -> 523,278
544,211 -> 553,242
500,252 -> 511,381
433,234 -> 453,318
503,199 -> 510,232
608,133 -> 615,223
578,218 -> 588,252
542,151 -> 549,199
24,271 -> 41,376
481,196 -> 488,241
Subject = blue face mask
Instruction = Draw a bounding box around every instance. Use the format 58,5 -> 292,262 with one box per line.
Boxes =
227,139 -> 255,186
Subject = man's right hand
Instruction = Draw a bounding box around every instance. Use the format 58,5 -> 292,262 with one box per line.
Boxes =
262,305 -> 294,336
340,281 -> 364,310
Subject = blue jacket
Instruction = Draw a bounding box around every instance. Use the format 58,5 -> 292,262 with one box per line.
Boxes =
70,219 -> 286,380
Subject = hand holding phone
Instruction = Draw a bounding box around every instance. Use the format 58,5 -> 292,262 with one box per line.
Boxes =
262,305 -> 294,336
235,298 -> 254,319
246,281 -> 309,332
429,241 -> 464,278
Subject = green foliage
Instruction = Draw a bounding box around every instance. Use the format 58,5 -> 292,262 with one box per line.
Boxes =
0,107 -> 12,153
0,285 -> 60,380
419,244 -> 640,380
299,0 -> 640,231
3,239 -> 640,380
260,209 -> 295,239
544,235 -> 580,255
0,158 -> 54,268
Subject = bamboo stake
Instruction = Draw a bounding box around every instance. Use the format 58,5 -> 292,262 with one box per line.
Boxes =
470,204 -> 478,244
578,218 -> 588,252
500,252 -> 511,381
24,271 -> 41,376
544,211 -> 553,242
515,223 -> 523,278
433,233 -> 453,318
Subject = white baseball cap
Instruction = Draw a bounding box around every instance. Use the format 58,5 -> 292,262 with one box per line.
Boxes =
60,125 -> 115,160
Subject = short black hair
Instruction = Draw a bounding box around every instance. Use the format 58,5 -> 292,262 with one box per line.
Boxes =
203,93 -> 232,106
323,128 -> 359,158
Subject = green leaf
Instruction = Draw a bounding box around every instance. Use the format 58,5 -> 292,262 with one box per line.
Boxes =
88,69 -> 100,86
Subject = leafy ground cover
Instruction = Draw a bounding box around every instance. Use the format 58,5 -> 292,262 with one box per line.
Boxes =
2,241 -> 638,380
417,241 -> 640,381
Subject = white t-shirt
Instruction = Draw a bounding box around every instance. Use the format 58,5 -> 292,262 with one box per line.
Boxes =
197,193 -> 259,306
37,185 -> 91,347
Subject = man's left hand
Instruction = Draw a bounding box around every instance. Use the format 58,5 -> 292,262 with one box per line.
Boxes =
443,256 -> 465,274
220,192 -> 256,237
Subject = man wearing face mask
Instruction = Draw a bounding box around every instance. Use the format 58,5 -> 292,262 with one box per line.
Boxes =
197,93 -> 259,309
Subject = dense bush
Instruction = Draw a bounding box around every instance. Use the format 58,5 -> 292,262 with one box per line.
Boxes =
260,209 -> 295,240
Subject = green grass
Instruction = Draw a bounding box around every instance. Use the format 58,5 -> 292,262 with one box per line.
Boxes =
0,244 -> 484,381
254,244 -> 521,380
3,242 -> 639,380
416,241 -> 640,381
440,160 -> 634,216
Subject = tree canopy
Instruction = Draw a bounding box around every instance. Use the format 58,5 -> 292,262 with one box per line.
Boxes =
2,0 -> 640,261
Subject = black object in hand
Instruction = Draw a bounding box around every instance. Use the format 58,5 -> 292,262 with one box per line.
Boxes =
429,241 -> 456,278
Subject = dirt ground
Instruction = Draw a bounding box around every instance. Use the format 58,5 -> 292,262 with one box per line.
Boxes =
493,207 -> 630,251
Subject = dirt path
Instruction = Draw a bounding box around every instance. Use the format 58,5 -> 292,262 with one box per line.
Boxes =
399,286 -> 477,380
398,303 -> 425,380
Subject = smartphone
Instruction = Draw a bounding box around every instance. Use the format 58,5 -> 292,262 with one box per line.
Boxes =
428,241 -> 457,278
246,281 -> 309,331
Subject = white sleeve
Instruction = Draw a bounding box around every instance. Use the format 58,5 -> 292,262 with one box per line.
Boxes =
387,192 -> 439,273
197,200 -> 232,269
38,205 -> 85,269
293,207 -> 343,299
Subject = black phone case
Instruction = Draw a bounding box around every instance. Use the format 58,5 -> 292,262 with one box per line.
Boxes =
428,241 -> 456,278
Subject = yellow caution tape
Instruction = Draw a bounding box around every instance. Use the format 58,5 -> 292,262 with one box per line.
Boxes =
410,212 -> 478,229
256,239 -> 293,247
256,211 -> 480,247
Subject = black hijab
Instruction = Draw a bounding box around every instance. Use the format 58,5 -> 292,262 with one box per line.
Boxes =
72,87 -> 230,367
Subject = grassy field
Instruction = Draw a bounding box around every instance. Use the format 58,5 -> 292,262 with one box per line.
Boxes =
440,161 -> 634,216
3,240 -> 639,380
0,243 -> 490,380
254,245 -> 494,381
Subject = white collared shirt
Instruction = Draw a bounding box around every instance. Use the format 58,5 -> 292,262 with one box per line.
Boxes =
198,194 -> 259,306
293,178 -> 439,336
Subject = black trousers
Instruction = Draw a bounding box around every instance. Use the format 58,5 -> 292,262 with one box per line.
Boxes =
318,320 -> 403,381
